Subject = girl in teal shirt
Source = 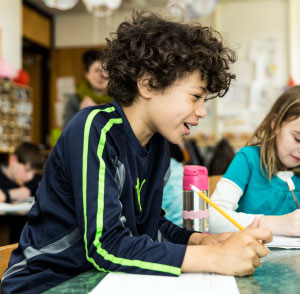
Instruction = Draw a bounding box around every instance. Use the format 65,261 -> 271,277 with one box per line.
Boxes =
210,86 -> 300,236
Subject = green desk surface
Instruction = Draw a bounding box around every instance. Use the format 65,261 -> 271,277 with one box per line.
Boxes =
44,249 -> 300,294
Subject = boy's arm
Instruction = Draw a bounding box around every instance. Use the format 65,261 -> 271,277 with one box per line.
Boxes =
158,215 -> 194,244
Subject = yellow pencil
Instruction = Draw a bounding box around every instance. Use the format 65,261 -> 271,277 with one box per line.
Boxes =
190,184 -> 244,230
190,184 -> 271,253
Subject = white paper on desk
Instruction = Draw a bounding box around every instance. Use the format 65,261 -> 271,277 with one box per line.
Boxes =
266,235 -> 300,249
90,272 -> 239,294
0,202 -> 34,213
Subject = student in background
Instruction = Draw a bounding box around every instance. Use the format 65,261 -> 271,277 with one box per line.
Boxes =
162,143 -> 185,226
2,11 -> 272,294
208,138 -> 235,176
62,49 -> 113,128
209,86 -> 300,235
0,142 -> 44,203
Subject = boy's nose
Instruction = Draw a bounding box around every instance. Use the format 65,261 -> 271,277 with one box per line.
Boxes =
195,104 -> 207,119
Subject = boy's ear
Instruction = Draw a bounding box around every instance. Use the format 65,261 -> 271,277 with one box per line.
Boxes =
137,75 -> 152,99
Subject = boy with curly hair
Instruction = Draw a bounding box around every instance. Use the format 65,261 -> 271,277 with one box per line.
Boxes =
2,11 -> 272,293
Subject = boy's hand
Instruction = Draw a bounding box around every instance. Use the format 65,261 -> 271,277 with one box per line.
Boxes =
182,217 -> 272,276
188,232 -> 232,246
209,218 -> 272,276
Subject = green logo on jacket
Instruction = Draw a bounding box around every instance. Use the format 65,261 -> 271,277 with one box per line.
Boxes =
135,177 -> 146,212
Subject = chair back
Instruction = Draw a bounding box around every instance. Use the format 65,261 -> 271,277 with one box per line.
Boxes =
209,175 -> 222,196
0,243 -> 18,280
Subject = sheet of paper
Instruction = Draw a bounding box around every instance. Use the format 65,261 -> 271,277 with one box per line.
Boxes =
266,235 -> 300,249
0,201 -> 33,213
90,272 -> 239,294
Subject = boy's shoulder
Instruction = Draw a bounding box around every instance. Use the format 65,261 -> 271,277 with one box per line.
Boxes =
67,103 -> 121,130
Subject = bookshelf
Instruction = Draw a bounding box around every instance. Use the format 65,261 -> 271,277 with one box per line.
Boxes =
0,79 -> 33,152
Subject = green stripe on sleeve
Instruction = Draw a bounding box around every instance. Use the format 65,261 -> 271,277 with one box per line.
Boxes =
82,107 -> 116,271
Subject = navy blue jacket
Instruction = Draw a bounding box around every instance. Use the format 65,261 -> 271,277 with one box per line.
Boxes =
1,101 -> 193,293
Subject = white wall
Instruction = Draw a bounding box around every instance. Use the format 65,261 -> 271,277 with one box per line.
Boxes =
0,0 -> 22,72
288,0 -> 300,84
192,0 -> 290,140
55,7 -> 169,48
215,0 -> 288,86
54,6 -> 214,48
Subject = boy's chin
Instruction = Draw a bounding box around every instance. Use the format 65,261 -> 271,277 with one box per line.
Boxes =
167,137 -> 184,145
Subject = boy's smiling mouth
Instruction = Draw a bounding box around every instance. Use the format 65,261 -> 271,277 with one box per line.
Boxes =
183,122 -> 197,135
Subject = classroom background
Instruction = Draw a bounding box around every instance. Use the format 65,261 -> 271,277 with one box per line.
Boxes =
0,0 -> 299,245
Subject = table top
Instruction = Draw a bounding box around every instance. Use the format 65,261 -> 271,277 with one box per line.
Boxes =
44,249 -> 300,294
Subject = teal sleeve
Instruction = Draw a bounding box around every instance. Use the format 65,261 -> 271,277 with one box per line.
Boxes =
223,148 -> 253,191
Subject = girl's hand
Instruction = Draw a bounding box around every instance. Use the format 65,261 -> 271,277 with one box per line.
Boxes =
281,210 -> 300,236
260,210 -> 300,236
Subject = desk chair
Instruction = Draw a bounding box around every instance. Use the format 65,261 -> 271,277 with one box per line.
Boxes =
209,175 -> 222,196
0,243 -> 18,282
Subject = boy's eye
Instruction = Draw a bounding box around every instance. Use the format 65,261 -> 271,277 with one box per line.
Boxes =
193,95 -> 202,100
295,137 -> 300,143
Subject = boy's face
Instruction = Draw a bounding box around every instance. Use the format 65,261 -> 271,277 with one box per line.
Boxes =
147,71 -> 208,144
85,61 -> 108,91
276,116 -> 300,169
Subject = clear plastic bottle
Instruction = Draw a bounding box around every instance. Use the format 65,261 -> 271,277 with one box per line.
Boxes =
182,165 -> 209,232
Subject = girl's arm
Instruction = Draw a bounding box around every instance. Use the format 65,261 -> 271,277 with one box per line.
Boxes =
210,177 -> 300,236
209,177 -> 263,233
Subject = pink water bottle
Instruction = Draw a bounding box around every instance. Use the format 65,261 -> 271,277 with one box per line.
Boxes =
182,165 -> 209,232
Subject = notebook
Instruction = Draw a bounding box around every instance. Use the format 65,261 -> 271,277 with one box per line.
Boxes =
266,235 -> 300,249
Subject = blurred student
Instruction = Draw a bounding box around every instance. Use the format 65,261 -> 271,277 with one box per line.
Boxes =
209,86 -> 300,235
163,143 -> 185,226
62,49 -> 113,128
0,142 -> 44,203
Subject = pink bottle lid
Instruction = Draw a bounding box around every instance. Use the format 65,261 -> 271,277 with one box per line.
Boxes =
183,165 -> 208,191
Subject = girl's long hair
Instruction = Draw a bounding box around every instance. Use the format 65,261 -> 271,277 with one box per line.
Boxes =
247,86 -> 300,179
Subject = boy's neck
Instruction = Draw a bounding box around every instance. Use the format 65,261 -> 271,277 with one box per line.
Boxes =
122,102 -> 153,148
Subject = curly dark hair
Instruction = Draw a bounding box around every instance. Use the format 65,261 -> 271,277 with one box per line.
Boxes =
104,11 -> 237,106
